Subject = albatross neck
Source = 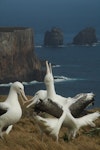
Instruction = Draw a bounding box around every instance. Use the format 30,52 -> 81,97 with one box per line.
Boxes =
46,82 -> 56,98
6,87 -> 19,105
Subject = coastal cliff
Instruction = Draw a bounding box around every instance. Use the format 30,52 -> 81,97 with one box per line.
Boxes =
0,27 -> 44,83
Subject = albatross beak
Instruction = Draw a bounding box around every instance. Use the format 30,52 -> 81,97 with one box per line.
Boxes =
46,61 -> 50,74
20,90 -> 28,105
26,95 -> 39,108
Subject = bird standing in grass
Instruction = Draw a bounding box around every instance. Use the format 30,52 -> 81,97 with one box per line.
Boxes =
0,81 -> 28,138
28,61 -> 100,141
33,102 -> 69,142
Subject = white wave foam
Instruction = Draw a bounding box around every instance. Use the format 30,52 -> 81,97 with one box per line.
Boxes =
52,65 -> 61,68
0,76 -> 85,87
22,80 -> 41,85
0,80 -> 40,87
54,76 -> 77,82
35,45 -> 42,48
0,82 -> 12,87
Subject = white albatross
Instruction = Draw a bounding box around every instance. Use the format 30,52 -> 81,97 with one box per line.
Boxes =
27,61 -> 100,140
27,61 -> 69,107
33,103 -> 68,142
27,61 -> 94,109
43,61 -> 100,140
0,81 -> 28,138
33,98 -> 100,141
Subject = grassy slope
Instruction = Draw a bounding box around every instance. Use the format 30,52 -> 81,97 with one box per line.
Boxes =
0,95 -> 100,150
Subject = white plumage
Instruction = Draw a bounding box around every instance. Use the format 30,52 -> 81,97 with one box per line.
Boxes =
33,98 -> 100,141
27,61 -> 95,108
26,61 -> 71,108
27,90 -> 47,108
44,61 -> 100,140
27,61 -> 100,141
0,81 -> 28,138
62,107 -> 100,140
33,103 -> 68,142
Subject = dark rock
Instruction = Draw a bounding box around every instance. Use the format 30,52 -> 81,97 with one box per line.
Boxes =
73,27 -> 97,45
0,27 -> 45,83
44,27 -> 63,46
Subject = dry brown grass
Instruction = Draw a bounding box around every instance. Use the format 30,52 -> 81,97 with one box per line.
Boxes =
0,95 -> 100,150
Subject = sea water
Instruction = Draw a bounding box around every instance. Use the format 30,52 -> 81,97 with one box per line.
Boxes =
33,44 -> 100,107
0,0 -> 100,108
0,43 -> 100,107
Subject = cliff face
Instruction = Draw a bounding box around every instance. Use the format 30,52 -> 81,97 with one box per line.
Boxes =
73,27 -> 97,45
44,27 -> 63,46
0,27 -> 43,83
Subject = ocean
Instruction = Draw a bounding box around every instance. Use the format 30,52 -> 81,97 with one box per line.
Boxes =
0,0 -> 100,107
34,43 -> 100,107
0,40 -> 100,107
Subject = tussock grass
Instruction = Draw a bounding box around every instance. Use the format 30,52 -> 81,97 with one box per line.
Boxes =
0,95 -> 100,150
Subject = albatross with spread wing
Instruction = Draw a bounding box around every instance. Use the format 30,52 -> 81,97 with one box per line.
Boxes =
26,61 -> 99,141
27,61 -> 95,117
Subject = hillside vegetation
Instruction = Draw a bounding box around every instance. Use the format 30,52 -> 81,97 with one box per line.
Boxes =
0,95 -> 100,150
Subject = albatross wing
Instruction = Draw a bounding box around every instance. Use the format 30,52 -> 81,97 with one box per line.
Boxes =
0,103 -> 9,116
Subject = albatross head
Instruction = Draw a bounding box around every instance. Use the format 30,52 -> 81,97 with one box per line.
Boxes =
44,61 -> 54,85
26,90 -> 47,108
12,81 -> 28,104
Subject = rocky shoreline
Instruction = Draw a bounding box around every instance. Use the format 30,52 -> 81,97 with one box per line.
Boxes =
0,26 -> 98,84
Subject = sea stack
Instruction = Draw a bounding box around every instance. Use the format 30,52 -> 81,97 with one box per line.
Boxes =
44,27 -> 64,47
73,27 -> 97,45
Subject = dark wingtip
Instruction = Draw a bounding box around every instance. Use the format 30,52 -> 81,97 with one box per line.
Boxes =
91,98 -> 95,106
